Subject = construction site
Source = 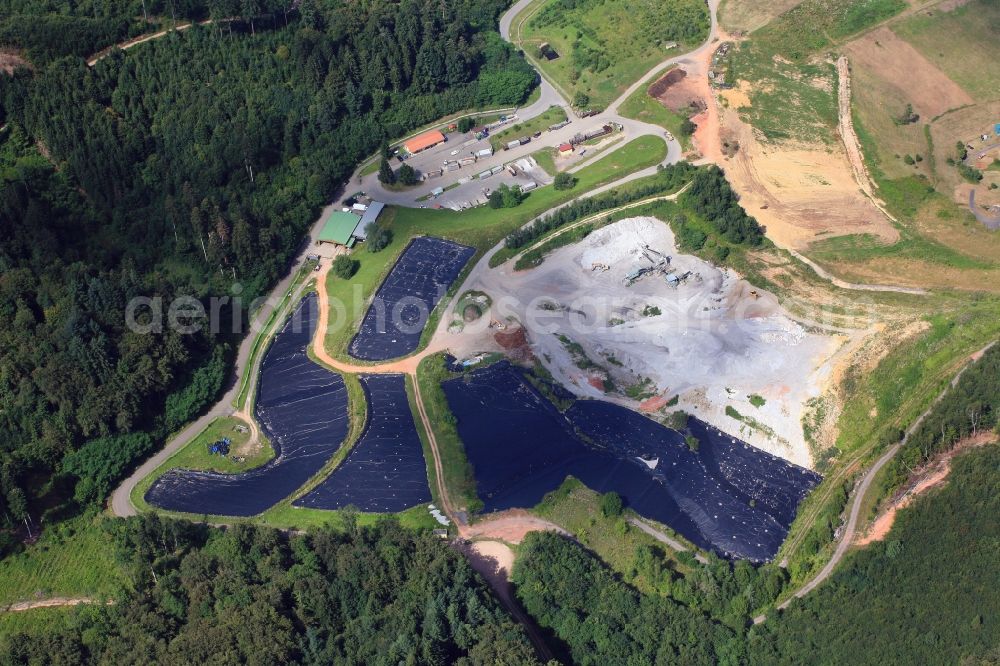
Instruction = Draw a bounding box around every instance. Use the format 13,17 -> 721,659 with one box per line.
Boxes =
461,217 -> 842,468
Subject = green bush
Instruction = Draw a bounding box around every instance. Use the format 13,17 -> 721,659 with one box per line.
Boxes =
685,434 -> 699,452
332,255 -> 359,279
396,162 -> 418,186
553,172 -> 577,190
366,227 -> 393,253
378,158 -> 396,185
488,183 -> 525,209
457,116 -> 476,133
599,491 -> 624,517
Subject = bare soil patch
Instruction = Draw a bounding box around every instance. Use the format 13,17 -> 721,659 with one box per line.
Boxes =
639,394 -> 669,412
494,325 -> 533,363
845,28 -> 973,120
722,111 -> 899,249
461,510 -> 568,543
0,50 -> 30,75
857,432 -> 997,545
648,67 -> 705,115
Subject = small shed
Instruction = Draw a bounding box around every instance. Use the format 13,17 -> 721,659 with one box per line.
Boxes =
558,143 -> 573,156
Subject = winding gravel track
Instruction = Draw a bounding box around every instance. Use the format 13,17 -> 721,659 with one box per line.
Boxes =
763,341 -> 996,620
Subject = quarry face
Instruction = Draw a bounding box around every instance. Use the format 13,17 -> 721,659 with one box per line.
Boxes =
474,217 -> 841,468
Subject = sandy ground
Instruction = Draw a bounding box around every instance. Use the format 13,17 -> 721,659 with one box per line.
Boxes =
844,28 -> 973,120
464,216 -> 842,467
0,50 -> 29,74
461,510 -> 569,543
709,46 -> 899,249
468,540 -> 515,576
3,597 -> 111,612
721,117 -> 899,249
856,432 -> 998,545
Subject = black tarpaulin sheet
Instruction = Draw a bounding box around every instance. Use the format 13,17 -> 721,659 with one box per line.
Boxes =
294,373 -> 432,512
145,295 -> 349,517
349,236 -> 475,361
442,362 -> 821,561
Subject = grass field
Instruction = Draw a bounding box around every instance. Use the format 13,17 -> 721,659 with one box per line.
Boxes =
160,416 -> 273,474
0,605 -> 81,639
893,0 -> 1000,103
489,106 -> 567,151
751,0 -> 906,61
322,135 -> 668,360
729,40 -> 839,144
729,0 -> 906,144
531,147 -> 558,175
0,516 -> 124,608
617,72 -> 692,149
718,0 -> 805,34
533,478 -> 696,594
514,0 -> 709,108
846,60 -> 936,182
411,356 -> 481,513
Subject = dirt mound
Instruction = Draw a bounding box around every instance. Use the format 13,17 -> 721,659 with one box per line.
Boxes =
460,509 -> 569,543
639,394 -> 669,412
648,68 -> 687,97
648,67 -> 705,114
495,325 -> 533,363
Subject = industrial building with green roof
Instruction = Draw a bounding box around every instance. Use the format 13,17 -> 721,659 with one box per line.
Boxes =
318,210 -> 361,248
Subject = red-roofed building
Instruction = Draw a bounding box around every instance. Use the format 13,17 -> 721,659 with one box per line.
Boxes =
404,130 -> 446,154
558,143 -> 573,156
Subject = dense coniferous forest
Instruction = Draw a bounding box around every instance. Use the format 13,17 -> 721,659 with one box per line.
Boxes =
514,531 -> 757,664
746,444 -> 1000,665
0,517 -> 541,664
0,0 -> 535,551
878,342 -> 999,494
680,166 -> 765,246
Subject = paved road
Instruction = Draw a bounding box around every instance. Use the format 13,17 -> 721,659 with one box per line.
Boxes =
769,341 -> 996,616
962,141 -> 1000,167
108,199 -> 344,517
354,0 -> 706,206
969,188 -> 1000,231
498,0 -> 568,119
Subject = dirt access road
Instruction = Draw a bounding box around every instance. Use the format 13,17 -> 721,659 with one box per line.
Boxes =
86,19 -> 234,66
3,597 -> 110,613
758,341 -> 996,621
856,431 -> 997,545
